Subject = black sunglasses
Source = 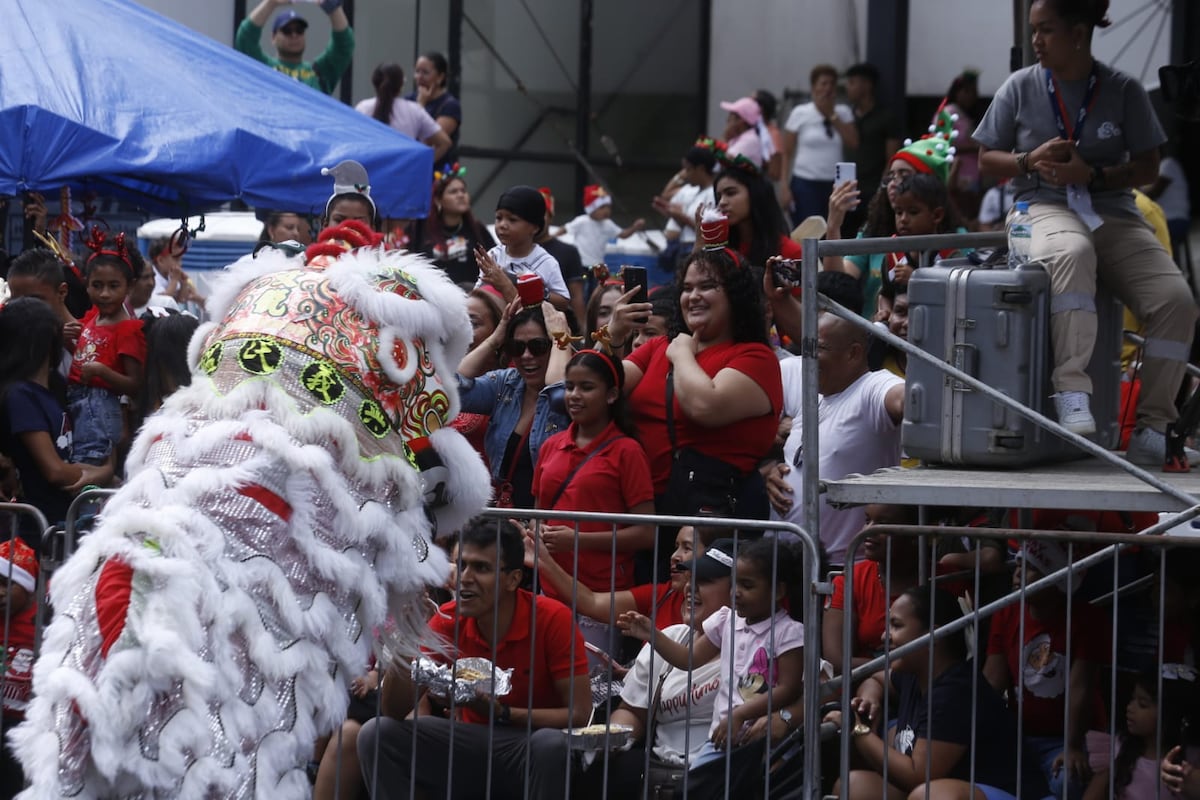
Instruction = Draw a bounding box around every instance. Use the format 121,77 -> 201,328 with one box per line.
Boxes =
504,338 -> 552,358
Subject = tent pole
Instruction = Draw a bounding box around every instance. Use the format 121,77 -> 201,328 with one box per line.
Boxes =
574,0 -> 594,215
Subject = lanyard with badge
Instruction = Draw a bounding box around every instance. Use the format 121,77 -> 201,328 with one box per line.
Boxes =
1044,64 -> 1104,230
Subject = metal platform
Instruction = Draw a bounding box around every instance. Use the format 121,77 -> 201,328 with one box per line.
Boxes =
823,457 -> 1200,512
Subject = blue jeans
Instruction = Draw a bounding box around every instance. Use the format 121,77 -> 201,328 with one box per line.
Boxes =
1028,734 -> 1082,800
67,384 -> 122,465
789,176 -> 834,225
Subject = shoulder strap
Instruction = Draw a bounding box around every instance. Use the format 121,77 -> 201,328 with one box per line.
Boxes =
645,658 -> 674,750
665,366 -> 677,451
545,434 -> 627,510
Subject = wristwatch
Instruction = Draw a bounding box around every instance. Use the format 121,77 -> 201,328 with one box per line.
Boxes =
778,708 -> 794,730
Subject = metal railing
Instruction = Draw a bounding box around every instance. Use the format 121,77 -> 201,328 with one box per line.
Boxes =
830,523 -> 1200,800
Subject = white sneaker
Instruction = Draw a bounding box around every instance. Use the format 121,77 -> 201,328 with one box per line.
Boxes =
1126,426 -> 1200,466
1052,391 -> 1096,435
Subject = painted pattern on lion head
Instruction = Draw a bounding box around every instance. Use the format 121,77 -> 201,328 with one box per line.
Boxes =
12,240 -> 490,799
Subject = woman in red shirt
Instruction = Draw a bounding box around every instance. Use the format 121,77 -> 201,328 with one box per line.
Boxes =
603,218 -> 783,581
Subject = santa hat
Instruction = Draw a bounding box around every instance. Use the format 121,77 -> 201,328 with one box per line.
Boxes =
538,187 -> 556,218
0,538 -> 37,594
891,100 -> 958,184
583,185 -> 612,214
322,160 -> 377,221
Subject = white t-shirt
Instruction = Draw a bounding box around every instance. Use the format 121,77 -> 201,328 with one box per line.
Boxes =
664,184 -> 713,243
619,624 -> 722,765
774,360 -> 903,565
1157,156 -> 1191,222
702,607 -> 806,738
355,97 -> 441,143
784,102 -> 854,181
564,214 -> 621,266
476,242 -> 569,299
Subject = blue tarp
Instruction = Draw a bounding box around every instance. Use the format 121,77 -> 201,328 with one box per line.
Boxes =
0,0 -> 433,218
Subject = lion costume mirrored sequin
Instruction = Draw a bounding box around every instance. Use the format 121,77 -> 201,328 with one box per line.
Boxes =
12,240 -> 490,798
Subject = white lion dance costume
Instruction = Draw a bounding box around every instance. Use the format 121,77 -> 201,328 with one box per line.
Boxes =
12,224 -> 490,798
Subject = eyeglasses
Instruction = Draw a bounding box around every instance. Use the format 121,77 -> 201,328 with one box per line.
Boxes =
504,338 -> 552,358
883,170 -> 913,184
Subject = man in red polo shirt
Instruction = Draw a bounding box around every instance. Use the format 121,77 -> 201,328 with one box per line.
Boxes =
357,518 -> 591,799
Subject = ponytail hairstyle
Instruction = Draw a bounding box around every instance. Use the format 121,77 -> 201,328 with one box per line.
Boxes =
736,537 -> 813,622
900,584 -> 970,662
419,51 -> 450,89
370,63 -> 406,125
566,349 -> 635,437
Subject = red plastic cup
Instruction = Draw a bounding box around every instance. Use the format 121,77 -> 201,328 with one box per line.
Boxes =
516,273 -> 545,307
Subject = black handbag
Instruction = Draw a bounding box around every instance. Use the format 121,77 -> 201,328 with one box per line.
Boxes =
663,366 -> 746,517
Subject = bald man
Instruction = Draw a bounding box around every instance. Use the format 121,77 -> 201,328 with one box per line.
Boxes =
766,312 -> 904,567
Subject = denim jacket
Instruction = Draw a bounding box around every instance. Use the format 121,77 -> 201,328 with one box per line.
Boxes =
456,368 -> 568,482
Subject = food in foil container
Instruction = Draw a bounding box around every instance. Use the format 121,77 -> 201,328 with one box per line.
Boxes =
565,723 -> 634,751
410,656 -> 512,704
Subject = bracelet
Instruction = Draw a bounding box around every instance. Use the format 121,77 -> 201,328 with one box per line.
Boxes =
552,331 -> 581,351
1015,151 -> 1029,175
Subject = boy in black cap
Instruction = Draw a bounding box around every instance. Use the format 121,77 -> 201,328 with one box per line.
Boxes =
474,185 -> 570,309
236,0 -> 355,95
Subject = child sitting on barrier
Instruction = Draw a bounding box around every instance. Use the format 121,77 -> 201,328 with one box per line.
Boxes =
617,538 -> 811,783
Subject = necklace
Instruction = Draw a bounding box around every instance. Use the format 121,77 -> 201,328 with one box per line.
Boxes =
443,217 -> 464,237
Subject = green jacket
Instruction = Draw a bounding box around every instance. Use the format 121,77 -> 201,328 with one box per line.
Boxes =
235,20 -> 354,94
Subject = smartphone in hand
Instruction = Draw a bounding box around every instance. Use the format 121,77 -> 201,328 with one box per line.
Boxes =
623,265 -> 649,323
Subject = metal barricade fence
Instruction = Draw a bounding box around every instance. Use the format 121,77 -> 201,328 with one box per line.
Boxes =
339,508 -> 826,800
830,521 -> 1200,800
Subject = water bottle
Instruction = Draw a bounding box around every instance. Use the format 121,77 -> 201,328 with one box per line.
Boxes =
1007,200 -> 1033,269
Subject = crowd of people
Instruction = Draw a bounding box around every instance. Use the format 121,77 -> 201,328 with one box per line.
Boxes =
1,0 -> 1199,797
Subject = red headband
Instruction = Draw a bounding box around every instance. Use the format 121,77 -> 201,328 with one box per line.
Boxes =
575,348 -> 621,386
84,226 -> 134,277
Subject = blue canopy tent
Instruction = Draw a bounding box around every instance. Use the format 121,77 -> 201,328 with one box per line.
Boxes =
0,0 -> 432,219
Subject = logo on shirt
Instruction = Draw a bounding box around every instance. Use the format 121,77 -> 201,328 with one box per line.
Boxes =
1021,632 -> 1065,699
1096,121 -> 1121,140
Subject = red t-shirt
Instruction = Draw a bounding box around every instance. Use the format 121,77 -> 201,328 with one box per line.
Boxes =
629,582 -> 686,630
986,601 -> 1109,737
827,561 -> 899,660
429,589 -> 588,725
1,602 -> 36,720
68,307 -> 146,390
532,422 -> 654,597
627,337 -> 783,494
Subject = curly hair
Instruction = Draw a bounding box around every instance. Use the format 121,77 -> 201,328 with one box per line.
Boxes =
670,249 -> 768,346
713,170 -> 789,268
